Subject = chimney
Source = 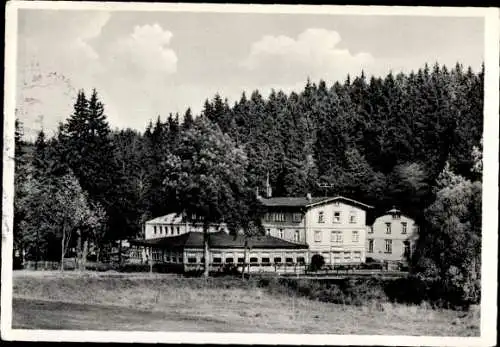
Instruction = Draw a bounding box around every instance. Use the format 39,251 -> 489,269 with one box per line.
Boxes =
306,192 -> 312,201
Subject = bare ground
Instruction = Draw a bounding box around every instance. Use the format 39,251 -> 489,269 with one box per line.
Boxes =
10,270 -> 480,335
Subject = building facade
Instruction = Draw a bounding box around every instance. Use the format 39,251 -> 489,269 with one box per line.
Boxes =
367,208 -> 419,263
144,213 -> 230,240
259,194 -> 373,265
129,230 -> 308,273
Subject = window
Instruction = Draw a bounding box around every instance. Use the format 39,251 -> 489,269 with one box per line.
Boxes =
178,257 -> 183,263
385,223 -> 391,234
264,213 -> 271,222
278,229 -> 284,238
318,211 -> 325,223
333,211 -> 341,223
250,257 -> 258,263
385,239 -> 392,253
177,227 -> 180,234
314,230 -> 322,242
294,230 -> 300,242
226,257 -> 234,263
153,226 -> 157,234
331,231 -> 342,243
401,222 -> 407,234
285,257 -> 293,264
352,231 -> 359,242
237,257 -> 244,264
392,213 -> 401,220
261,257 -> 270,264
349,211 -> 357,224
188,257 -> 197,263
213,257 -> 222,263
297,257 -> 305,265
275,213 -> 285,222
274,257 -> 282,264
166,256 -> 171,262
292,213 -> 302,222
368,239 -> 374,253
403,241 -> 411,258
171,226 -> 175,235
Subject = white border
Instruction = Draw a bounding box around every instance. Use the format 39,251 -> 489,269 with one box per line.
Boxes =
2,2 -> 498,346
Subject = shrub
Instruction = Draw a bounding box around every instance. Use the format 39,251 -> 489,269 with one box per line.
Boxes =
309,254 -> 325,272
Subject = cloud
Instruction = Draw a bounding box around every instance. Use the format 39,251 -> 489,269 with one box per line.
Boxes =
16,11 -> 112,140
107,23 -> 178,76
241,28 -> 374,84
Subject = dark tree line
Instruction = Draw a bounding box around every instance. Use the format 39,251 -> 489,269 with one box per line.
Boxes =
14,62 -> 482,299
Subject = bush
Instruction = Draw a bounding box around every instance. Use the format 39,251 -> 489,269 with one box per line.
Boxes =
309,254 -> 325,272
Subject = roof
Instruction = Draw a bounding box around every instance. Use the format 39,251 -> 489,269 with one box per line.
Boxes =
387,207 -> 401,214
146,213 -> 184,224
258,196 -> 374,210
130,232 -> 308,250
146,213 -> 228,227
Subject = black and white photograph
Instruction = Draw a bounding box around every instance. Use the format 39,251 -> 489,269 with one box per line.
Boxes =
2,2 -> 498,345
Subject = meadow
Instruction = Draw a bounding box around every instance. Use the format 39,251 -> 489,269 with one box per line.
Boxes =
11,270 -> 479,335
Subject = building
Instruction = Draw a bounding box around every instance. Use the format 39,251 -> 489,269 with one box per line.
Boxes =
129,214 -> 308,273
144,213 -> 230,239
258,193 -> 374,265
129,231 -> 309,273
367,207 -> 419,263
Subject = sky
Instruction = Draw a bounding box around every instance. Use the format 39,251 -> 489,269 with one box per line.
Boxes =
15,8 -> 485,140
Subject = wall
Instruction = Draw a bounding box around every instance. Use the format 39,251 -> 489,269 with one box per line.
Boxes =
305,202 -> 367,264
183,247 -> 308,265
367,214 -> 419,262
261,211 -> 307,244
145,221 -> 227,240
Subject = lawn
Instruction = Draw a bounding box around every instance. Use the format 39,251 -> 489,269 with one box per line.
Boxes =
11,270 -> 480,335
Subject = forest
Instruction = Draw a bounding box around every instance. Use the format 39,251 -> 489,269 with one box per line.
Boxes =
14,62 -> 483,303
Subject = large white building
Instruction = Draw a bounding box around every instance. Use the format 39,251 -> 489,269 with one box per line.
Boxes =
258,193 -> 373,265
367,207 -> 419,263
144,213 -> 229,240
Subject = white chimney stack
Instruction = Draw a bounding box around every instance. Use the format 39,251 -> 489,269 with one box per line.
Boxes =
306,193 -> 312,201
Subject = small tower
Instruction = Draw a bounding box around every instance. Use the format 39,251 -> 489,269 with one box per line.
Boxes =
265,171 -> 272,198
387,206 -> 401,219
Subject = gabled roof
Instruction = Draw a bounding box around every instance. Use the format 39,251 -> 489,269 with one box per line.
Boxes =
258,196 -> 373,210
130,232 -> 308,250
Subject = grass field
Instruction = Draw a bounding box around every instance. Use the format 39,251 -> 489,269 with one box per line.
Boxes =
11,270 -> 480,335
